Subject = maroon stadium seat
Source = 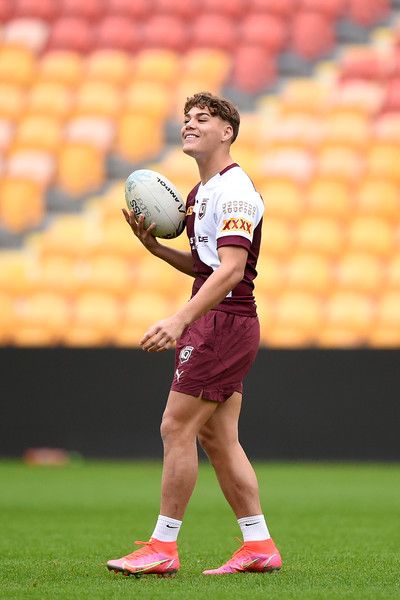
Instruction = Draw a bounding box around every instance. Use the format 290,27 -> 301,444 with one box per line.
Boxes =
95,16 -> 141,52
47,17 -> 93,53
240,13 -> 287,52
191,15 -> 237,51
0,0 -> 13,21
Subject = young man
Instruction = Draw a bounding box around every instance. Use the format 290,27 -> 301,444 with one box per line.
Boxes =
107,92 -> 282,577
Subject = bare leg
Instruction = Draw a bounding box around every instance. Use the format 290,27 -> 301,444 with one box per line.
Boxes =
159,390 -> 218,520
198,391 -> 262,518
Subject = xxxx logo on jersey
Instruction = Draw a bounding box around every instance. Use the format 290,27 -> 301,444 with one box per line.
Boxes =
221,218 -> 253,234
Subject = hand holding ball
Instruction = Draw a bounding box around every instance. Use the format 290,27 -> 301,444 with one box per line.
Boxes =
125,169 -> 185,239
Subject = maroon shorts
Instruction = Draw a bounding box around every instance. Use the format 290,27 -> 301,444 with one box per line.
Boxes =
171,309 -> 260,403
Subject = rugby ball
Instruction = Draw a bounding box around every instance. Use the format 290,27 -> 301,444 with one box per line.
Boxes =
125,169 -> 186,239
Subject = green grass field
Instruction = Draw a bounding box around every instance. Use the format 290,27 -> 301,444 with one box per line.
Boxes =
1,460 -> 399,600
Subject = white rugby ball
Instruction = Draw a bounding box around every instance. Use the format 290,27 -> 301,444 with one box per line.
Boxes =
125,169 -> 186,239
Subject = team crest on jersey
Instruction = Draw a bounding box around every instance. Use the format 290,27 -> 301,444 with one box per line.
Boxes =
179,346 -> 194,363
198,198 -> 208,220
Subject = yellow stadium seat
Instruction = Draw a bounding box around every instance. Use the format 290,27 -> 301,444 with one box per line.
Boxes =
330,80 -> 384,115
14,292 -> 70,342
75,82 -> 121,118
135,255 -> 189,295
325,291 -> 374,335
262,148 -> 314,182
124,82 -> 170,119
115,113 -> 163,162
307,179 -> 352,220
368,143 -> 400,180
0,119 -> 14,152
37,255 -> 80,294
347,217 -> 395,257
182,49 -> 231,87
273,291 -> 323,333
376,291 -> 400,329
263,327 -> 312,348
374,113 -> 400,143
12,326 -> 58,347
28,81 -> 73,118
387,253 -> 400,289
336,252 -> 383,293
286,252 -> 332,295
317,327 -> 364,348
256,255 -> 285,296
86,50 -> 132,85
0,251 -> 33,295
0,84 -> 26,119
38,51 -> 84,86
0,292 -> 14,343
6,150 -> 55,186
262,217 -> 294,257
297,217 -> 344,256
13,115 -> 62,153
281,78 -> 329,113
368,327 -> 400,348
85,254 -> 132,296
356,179 -> 399,219
260,179 -> 303,221
39,215 -> 96,257
323,110 -> 370,147
98,216 -> 137,258
123,291 -> 173,331
0,178 -> 43,232
134,49 -> 180,85
152,146 -> 198,181
69,291 -> 121,343
57,143 -> 104,196
63,326 -> 111,347
260,113 -> 323,148
318,145 -> 363,180
0,45 -> 36,86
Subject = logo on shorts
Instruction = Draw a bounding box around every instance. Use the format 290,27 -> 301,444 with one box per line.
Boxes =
198,198 -> 208,220
179,346 -> 194,363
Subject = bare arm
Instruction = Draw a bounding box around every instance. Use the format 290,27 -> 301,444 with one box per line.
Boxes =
140,245 -> 248,352
122,209 -> 194,277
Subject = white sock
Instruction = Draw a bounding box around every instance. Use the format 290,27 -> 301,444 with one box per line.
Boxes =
238,514 -> 271,542
151,515 -> 182,542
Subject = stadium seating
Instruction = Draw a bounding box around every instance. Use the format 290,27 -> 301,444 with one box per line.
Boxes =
0,1 -> 399,348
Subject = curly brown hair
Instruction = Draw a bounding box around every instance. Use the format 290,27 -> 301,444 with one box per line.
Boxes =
184,92 -> 240,144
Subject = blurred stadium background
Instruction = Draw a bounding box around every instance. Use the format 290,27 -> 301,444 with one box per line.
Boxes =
0,0 -> 399,460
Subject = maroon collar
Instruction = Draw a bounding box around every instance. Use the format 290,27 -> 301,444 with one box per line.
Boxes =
219,163 -> 239,176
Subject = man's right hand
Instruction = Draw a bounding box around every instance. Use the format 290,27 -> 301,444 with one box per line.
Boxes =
122,208 -> 160,254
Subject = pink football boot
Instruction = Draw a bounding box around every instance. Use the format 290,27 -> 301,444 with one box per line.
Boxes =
107,538 -> 179,578
203,539 -> 282,575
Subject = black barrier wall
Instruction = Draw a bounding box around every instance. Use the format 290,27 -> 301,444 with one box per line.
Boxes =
0,349 -> 399,460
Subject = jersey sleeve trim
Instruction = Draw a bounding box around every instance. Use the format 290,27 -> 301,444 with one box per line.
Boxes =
217,235 -> 251,251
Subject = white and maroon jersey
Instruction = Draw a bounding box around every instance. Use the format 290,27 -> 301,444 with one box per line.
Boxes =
185,163 -> 264,317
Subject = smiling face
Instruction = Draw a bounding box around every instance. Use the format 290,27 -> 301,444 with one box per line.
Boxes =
181,106 -> 233,159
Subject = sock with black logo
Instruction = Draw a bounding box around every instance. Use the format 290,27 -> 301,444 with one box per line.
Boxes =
151,514 -> 182,542
237,514 -> 270,542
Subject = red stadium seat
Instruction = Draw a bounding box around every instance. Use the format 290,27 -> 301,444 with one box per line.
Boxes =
382,79 -> 400,113
47,17 -> 93,53
340,49 -> 390,81
105,0 -> 151,18
200,0 -> 245,18
291,11 -> 335,60
14,0 -> 58,21
0,0 -> 13,21
95,16 -> 141,52
250,0 -> 297,18
300,0 -> 346,17
232,46 -> 276,93
142,15 -> 188,52
153,0 -> 197,18
59,0 -> 105,20
191,15 -> 237,51
240,14 -> 287,53
347,0 -> 389,27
